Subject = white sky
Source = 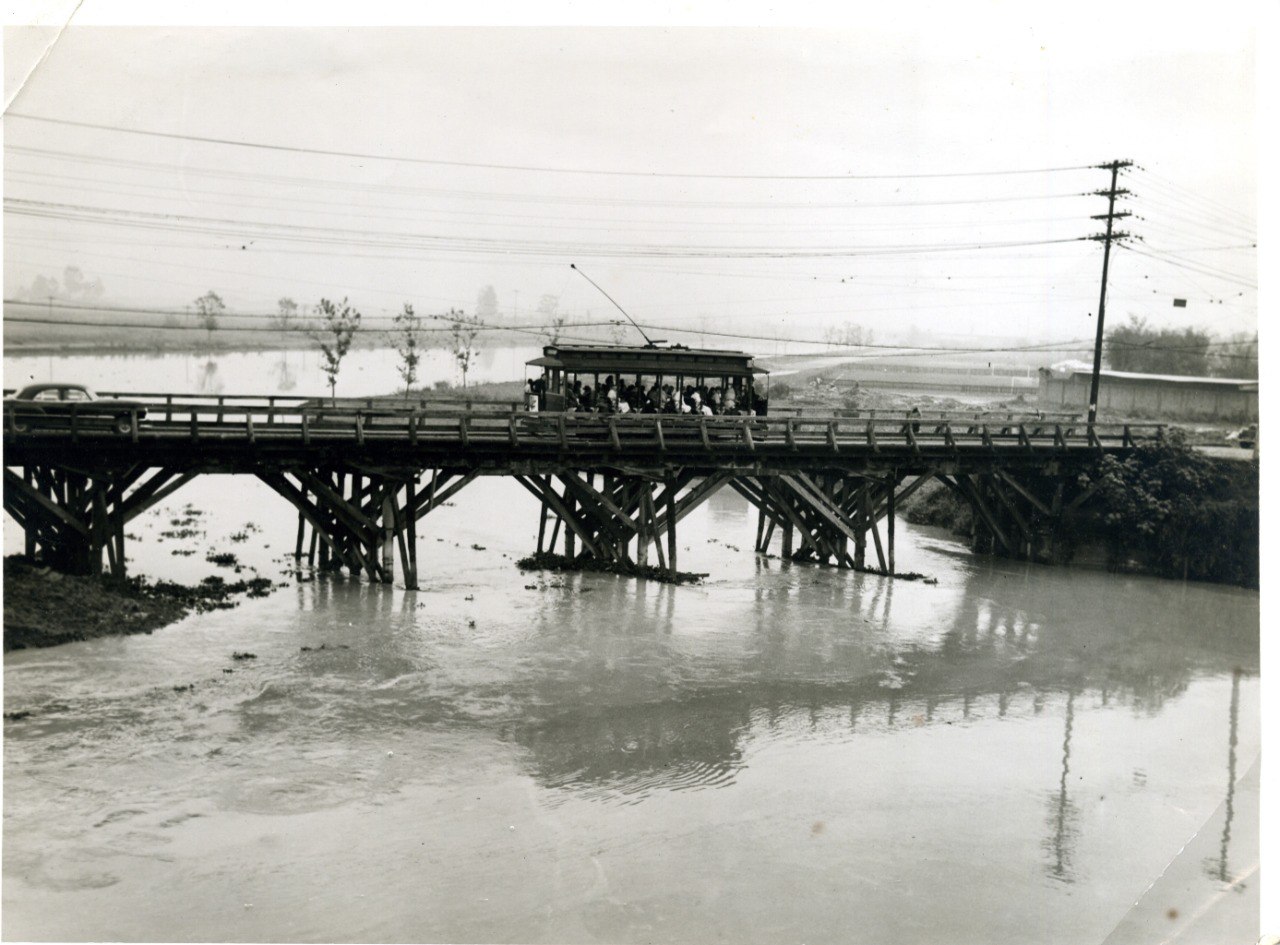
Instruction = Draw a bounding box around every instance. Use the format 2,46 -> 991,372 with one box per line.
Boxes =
0,3 -> 1260,350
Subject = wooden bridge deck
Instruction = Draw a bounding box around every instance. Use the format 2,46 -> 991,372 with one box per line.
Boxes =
2,393 -> 1164,587
4,396 -> 1160,473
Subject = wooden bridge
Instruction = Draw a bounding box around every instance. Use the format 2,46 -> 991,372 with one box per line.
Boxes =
3,391 -> 1163,587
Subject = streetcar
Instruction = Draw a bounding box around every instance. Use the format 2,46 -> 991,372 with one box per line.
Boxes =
525,343 -> 769,415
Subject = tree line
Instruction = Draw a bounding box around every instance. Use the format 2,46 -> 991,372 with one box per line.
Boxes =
1105,315 -> 1257,379
190,290 -> 484,402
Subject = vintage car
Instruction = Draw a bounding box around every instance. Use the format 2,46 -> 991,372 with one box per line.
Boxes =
5,383 -> 148,435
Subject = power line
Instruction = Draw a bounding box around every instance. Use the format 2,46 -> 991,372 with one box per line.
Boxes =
3,166 -> 1094,237
5,113 -> 1099,181
1121,244 -> 1258,289
4,197 -> 1091,260
5,309 -> 1257,360
3,149 -> 1098,210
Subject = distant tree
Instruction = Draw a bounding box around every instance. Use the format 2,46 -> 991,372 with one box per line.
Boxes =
193,291 -> 225,344
537,293 -> 566,343
62,266 -> 104,301
476,285 -> 499,320
312,297 -> 362,405
393,302 -> 423,397
1105,315 -> 1211,376
448,308 -> 482,389
823,322 -> 874,349
274,297 -> 299,331
1208,331 -> 1258,379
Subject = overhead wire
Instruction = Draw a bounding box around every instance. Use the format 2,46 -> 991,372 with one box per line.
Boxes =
5,112 -> 1101,181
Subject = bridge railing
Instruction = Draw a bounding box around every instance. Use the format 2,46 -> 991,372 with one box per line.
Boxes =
4,396 -> 1165,454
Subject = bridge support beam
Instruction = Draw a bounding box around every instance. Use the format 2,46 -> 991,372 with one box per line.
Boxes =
732,470 -> 932,576
271,466 -> 480,589
937,469 -> 1077,564
516,468 -> 729,580
3,463 -> 194,578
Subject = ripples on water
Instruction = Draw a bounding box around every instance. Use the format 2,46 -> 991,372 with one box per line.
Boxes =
3,475 -> 1261,944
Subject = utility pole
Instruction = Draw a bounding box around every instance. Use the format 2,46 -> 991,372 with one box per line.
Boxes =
1086,159 -> 1132,424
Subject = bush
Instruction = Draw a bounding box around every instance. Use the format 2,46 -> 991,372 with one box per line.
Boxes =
1083,430 -> 1258,586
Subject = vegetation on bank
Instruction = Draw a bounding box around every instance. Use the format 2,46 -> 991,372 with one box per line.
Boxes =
1084,431 -> 1258,587
902,432 -> 1258,588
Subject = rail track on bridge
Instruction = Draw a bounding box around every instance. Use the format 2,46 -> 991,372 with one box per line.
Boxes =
4,392 -> 1163,588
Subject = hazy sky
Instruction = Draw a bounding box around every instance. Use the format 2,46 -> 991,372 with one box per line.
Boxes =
1,7 -> 1259,351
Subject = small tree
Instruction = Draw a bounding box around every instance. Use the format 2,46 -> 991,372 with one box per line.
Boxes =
393,302 -> 423,398
193,290 -> 225,345
274,297 -> 299,331
312,297 -> 362,405
448,308 -> 482,389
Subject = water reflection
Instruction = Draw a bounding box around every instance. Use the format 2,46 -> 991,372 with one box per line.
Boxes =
483,568 -> 1257,807
271,352 -> 298,391
195,358 -> 224,394
1043,691 -> 1079,883
1207,667 -> 1242,883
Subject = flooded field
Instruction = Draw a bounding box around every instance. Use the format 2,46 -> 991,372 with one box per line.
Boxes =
2,469 -> 1260,944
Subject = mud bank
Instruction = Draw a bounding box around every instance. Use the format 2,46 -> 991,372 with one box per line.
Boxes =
3,556 -> 275,651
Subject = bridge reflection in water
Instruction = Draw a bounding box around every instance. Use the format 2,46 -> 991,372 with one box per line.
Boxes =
401,559 -> 1254,889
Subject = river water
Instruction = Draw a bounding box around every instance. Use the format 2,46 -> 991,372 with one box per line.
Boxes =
1,350 -> 1262,944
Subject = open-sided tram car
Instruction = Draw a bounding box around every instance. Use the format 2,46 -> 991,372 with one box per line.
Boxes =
525,344 -> 769,414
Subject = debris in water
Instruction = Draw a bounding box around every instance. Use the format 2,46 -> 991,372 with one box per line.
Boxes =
231,651 -> 257,661
515,552 -> 706,586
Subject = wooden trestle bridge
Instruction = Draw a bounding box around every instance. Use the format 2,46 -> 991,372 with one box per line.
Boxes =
2,392 -> 1163,588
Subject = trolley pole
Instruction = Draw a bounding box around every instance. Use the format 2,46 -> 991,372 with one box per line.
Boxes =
1086,160 -> 1132,424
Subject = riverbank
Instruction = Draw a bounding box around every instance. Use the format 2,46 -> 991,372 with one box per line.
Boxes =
3,555 -> 275,651
900,435 -> 1259,588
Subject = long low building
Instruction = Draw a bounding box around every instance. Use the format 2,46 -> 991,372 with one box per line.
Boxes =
1038,362 -> 1258,422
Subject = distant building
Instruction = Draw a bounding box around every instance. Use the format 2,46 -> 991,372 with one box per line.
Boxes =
1038,361 -> 1258,422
